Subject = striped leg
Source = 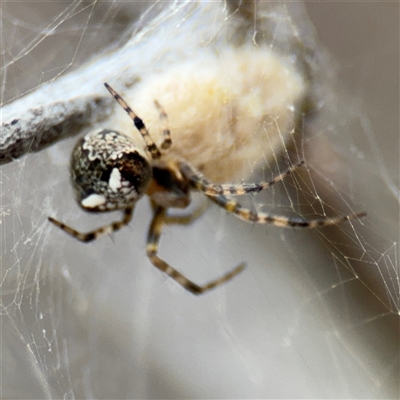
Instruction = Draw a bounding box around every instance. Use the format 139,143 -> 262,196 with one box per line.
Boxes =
48,206 -> 135,242
146,206 -> 245,295
104,83 -> 162,160
154,100 -> 172,150
163,202 -> 209,225
208,195 -> 366,228
180,160 -> 304,196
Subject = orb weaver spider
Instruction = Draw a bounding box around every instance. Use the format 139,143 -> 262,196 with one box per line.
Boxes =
49,83 -> 366,295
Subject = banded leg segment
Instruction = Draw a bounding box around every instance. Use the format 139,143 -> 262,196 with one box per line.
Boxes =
104,83 -> 161,160
154,100 -> 172,150
208,195 -> 366,228
180,160 -> 304,196
163,202 -> 209,226
146,206 -> 245,295
48,206 -> 135,242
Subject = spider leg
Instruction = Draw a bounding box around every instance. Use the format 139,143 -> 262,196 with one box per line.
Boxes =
104,83 -> 162,160
154,100 -> 172,150
180,160 -> 304,196
163,202 -> 209,226
149,199 -> 208,225
207,195 -> 366,228
146,206 -> 245,295
48,206 -> 135,242
180,160 -> 366,227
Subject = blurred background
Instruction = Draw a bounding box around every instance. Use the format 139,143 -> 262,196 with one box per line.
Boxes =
1,2 -> 398,398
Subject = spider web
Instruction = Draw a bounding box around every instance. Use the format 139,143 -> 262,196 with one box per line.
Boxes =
1,1 -> 398,399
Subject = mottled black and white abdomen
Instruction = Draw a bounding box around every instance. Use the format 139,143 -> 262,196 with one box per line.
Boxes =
70,129 -> 152,212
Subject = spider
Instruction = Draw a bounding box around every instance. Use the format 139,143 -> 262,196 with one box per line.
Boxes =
49,83 -> 366,295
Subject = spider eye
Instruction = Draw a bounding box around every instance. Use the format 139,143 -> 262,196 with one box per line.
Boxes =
71,129 -> 152,211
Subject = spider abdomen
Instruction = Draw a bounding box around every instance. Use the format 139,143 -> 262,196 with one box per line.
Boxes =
70,129 -> 152,212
